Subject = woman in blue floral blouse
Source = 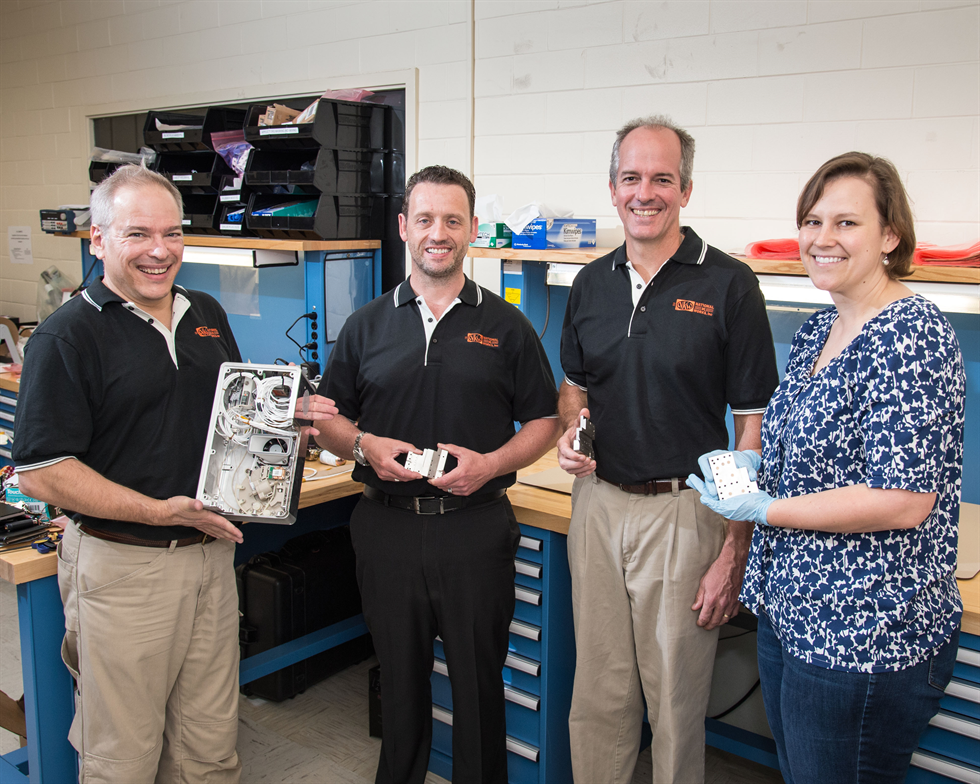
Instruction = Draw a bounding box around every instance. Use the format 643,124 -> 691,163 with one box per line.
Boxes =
690,152 -> 966,784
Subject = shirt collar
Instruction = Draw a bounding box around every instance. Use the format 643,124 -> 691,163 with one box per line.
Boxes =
611,226 -> 707,270
393,276 -> 481,308
81,277 -> 188,312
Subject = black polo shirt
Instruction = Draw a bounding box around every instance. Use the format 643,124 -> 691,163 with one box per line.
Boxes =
561,227 -> 778,484
13,278 -> 241,540
320,276 -> 557,496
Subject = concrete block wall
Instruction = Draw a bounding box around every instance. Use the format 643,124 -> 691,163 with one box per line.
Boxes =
1,0 -> 978,320
473,0 -> 979,253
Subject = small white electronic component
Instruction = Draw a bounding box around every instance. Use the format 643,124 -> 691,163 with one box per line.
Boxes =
405,448 -> 449,479
707,451 -> 760,501
196,363 -> 304,524
573,415 -> 595,460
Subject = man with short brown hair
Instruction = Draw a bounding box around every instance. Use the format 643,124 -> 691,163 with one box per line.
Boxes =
557,117 -> 779,783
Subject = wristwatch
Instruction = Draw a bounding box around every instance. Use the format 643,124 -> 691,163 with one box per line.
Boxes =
352,431 -> 369,466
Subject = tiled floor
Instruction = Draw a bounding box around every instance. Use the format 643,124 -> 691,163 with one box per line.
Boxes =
2,578 -> 782,782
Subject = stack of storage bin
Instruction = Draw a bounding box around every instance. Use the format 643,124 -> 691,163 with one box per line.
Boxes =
242,97 -> 404,242
143,108 -> 246,235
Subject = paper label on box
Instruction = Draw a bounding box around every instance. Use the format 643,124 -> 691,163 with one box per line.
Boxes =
161,131 -> 185,139
220,224 -> 242,231
504,288 -> 522,305
172,174 -> 193,182
259,127 -> 300,136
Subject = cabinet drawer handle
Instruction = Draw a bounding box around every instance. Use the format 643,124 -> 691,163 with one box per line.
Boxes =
431,706 -> 540,763
510,620 -> 541,641
505,652 -> 540,676
505,685 -> 540,711
518,535 -> 542,552
515,586 -> 541,606
515,559 -> 542,578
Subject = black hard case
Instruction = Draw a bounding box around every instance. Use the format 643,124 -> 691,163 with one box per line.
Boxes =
236,527 -> 371,701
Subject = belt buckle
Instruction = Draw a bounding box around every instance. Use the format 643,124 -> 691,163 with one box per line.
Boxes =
412,496 -> 444,515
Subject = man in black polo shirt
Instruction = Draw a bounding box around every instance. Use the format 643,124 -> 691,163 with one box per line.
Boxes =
13,165 -> 336,783
557,117 -> 779,783
314,165 -> 559,784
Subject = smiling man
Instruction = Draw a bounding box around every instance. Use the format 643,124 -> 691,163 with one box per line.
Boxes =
12,164 -> 336,783
556,117 -> 779,784
314,166 -> 558,784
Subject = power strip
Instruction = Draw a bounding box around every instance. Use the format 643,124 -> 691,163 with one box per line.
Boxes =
707,451 -> 759,501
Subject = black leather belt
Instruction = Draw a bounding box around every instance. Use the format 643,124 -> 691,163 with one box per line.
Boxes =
597,475 -> 689,495
362,486 -> 506,515
79,524 -> 210,547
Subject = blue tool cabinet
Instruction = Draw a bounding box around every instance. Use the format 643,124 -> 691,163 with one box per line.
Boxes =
428,524 -> 575,784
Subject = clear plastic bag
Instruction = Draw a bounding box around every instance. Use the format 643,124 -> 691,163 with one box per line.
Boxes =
211,131 -> 253,177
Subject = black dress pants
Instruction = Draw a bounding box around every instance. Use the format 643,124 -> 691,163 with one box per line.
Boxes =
350,494 -> 520,784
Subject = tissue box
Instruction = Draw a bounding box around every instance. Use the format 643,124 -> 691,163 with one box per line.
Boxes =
471,223 -> 512,248
512,218 -> 596,250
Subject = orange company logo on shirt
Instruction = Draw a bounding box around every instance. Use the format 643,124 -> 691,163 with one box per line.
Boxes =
195,326 -> 221,338
466,332 -> 499,348
673,299 -> 715,317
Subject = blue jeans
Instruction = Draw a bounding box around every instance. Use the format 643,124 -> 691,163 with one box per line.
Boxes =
756,610 -> 958,784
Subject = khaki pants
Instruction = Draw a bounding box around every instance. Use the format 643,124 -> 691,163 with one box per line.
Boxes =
567,476 -> 726,784
57,522 -> 241,784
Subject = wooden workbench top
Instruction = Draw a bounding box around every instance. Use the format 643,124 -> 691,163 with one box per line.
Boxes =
0,372 -> 19,393
57,231 -> 380,253
466,246 -> 980,284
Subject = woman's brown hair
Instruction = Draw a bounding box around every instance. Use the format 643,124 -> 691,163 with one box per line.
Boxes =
797,152 -> 916,278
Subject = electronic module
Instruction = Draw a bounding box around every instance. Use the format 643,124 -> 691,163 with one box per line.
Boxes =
573,415 -> 595,460
707,451 -> 760,501
196,363 -> 305,524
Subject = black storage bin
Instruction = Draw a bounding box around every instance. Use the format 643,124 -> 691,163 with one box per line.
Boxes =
216,175 -> 252,237
180,193 -> 220,235
313,149 -> 404,195
245,193 -> 386,241
237,527 -> 372,702
144,107 -> 247,153
244,149 -> 321,195
244,98 -> 392,151
89,160 -> 123,184
246,148 -> 403,196
155,151 -> 233,193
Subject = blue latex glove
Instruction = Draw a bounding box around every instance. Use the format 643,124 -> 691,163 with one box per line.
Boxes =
687,473 -> 775,526
696,449 -> 761,497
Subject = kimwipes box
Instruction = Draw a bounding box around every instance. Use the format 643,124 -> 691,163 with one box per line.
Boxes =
470,222 -> 512,248
512,218 -> 596,250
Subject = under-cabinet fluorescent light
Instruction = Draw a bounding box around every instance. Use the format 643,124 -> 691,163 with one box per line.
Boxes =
181,247 -> 255,267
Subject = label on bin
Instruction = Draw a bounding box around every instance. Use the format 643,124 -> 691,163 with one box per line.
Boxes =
162,131 -> 185,139
259,127 -> 300,136
220,194 -> 238,202
172,174 -> 193,182
181,219 -> 191,225
219,223 -> 242,231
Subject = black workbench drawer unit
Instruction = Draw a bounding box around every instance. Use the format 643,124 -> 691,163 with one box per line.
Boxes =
245,193 -> 385,241
155,151 -> 233,194
245,148 -> 404,196
244,98 -> 395,151
237,527 -> 371,702
144,107 -> 247,153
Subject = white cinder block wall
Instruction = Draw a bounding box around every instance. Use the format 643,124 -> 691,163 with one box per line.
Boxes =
1,0 -> 978,320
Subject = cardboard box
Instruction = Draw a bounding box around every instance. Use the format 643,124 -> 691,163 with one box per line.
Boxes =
512,218 -> 596,250
257,103 -> 301,127
470,222 -> 512,248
